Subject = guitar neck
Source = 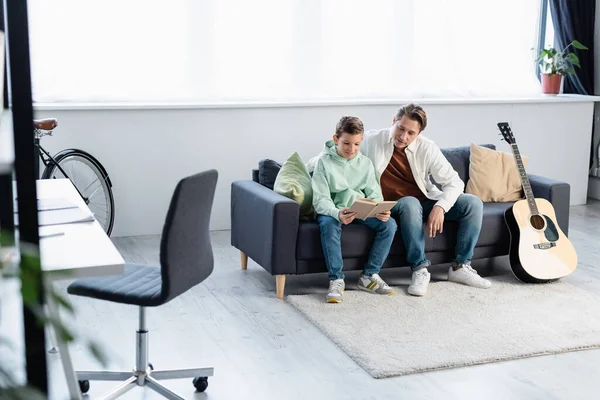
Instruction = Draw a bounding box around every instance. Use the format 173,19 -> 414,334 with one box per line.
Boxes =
510,143 -> 538,215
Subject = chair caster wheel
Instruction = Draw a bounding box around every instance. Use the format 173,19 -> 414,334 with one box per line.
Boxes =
148,363 -> 154,371
192,376 -> 208,392
78,380 -> 90,393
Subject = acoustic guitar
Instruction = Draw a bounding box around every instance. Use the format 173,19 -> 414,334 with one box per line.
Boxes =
497,122 -> 577,283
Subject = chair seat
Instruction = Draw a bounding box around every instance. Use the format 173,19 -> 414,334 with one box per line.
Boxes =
67,264 -> 164,307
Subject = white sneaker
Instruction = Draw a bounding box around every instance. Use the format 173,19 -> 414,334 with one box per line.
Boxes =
408,268 -> 431,296
448,263 -> 491,289
327,279 -> 345,303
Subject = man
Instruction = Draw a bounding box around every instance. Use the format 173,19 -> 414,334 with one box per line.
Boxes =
312,116 -> 397,303
361,103 -> 491,296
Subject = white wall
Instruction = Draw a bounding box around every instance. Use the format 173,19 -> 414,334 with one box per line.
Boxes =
34,101 -> 594,237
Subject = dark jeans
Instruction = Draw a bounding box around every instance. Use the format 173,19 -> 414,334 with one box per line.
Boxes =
317,214 -> 397,281
390,194 -> 483,271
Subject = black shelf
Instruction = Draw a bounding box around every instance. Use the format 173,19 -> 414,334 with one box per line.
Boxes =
1,0 -> 49,395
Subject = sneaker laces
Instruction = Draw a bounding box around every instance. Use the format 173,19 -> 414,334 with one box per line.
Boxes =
329,280 -> 344,293
413,269 -> 428,285
371,274 -> 390,289
459,264 -> 480,277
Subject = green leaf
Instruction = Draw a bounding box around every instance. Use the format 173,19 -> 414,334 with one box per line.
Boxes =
567,53 -> 580,67
88,341 -> 109,367
565,67 -> 577,75
537,49 -> 552,62
43,313 -> 76,343
19,269 -> 39,306
55,323 -> 75,343
571,40 -> 588,50
50,291 -> 76,315
0,386 -> 47,400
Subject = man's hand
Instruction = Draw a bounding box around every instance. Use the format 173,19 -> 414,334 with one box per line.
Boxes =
427,205 -> 445,237
339,208 -> 356,225
376,210 -> 391,222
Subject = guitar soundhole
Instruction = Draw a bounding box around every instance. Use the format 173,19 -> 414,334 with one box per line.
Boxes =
530,214 -> 546,230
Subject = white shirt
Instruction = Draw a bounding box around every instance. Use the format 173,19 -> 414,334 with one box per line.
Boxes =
361,128 -> 464,212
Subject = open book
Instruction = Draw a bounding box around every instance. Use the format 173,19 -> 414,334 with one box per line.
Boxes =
14,197 -> 95,226
346,198 -> 397,220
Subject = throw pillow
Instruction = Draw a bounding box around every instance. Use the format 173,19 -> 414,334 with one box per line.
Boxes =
258,159 -> 282,190
273,152 -> 315,220
466,143 -> 530,202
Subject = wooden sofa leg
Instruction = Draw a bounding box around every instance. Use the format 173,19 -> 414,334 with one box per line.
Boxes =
240,251 -> 248,270
276,275 -> 286,299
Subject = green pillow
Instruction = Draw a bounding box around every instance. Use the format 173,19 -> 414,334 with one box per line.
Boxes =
274,152 -> 315,220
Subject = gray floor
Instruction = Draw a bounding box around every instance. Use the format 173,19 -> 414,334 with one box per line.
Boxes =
44,200 -> 600,400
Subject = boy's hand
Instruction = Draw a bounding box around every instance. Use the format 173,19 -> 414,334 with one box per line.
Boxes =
376,211 -> 391,222
339,208 -> 356,225
427,205 -> 445,237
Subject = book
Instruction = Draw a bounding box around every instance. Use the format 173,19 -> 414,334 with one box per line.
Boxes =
13,197 -> 79,212
37,197 -> 79,211
346,198 -> 397,220
13,197 -> 95,226
37,207 -> 95,226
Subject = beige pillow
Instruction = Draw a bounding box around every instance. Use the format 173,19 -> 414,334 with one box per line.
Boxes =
466,143 -> 530,202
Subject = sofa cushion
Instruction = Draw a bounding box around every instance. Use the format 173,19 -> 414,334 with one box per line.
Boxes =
258,159 -> 282,190
466,143 -> 529,202
297,222 -> 380,260
274,152 -> 315,220
423,202 -> 513,253
297,221 -> 433,260
296,202 -> 513,260
441,144 -> 496,183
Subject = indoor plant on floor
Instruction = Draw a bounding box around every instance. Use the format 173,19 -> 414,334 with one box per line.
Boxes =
537,40 -> 589,95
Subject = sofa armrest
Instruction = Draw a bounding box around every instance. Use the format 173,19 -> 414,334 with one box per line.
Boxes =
528,174 -> 570,235
231,180 -> 300,275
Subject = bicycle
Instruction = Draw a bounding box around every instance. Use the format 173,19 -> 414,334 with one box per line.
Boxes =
33,118 -> 115,236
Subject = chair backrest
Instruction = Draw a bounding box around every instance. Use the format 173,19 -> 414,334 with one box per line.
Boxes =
159,169 -> 218,303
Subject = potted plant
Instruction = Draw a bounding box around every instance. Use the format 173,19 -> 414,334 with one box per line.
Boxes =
537,40 -> 589,95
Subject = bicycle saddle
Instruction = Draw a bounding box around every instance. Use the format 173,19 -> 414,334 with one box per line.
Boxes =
33,118 -> 58,130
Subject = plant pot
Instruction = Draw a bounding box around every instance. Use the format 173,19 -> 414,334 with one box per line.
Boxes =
541,73 -> 562,95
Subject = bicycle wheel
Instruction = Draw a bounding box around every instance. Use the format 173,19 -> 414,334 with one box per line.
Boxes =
41,149 -> 115,236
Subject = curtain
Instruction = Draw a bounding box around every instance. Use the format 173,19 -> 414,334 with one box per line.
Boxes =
549,0 -> 595,95
27,0 -> 543,103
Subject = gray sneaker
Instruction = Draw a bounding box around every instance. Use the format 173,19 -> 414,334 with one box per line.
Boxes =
357,274 -> 395,295
327,279 -> 345,303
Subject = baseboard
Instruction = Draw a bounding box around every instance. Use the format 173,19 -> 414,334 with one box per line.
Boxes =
588,176 -> 600,200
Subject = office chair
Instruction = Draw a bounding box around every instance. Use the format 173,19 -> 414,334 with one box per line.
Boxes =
67,170 -> 218,399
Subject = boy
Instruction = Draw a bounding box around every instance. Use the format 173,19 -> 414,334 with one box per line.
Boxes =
312,116 -> 397,303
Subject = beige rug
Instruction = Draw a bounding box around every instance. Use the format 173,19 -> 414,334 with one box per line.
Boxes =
286,275 -> 600,378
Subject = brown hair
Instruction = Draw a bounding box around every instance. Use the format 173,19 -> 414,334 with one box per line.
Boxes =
335,116 -> 364,137
395,103 -> 427,132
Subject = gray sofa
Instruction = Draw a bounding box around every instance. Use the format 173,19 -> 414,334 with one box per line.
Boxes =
231,144 -> 571,298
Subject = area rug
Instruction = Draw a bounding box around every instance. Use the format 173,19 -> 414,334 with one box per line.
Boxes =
286,275 -> 600,378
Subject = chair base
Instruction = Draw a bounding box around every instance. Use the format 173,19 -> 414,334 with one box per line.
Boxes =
75,307 -> 214,399
77,366 -> 214,400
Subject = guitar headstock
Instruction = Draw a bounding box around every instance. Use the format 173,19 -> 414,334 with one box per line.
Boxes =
497,122 -> 516,145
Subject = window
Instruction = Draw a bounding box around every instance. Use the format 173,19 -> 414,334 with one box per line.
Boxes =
27,0 -> 544,103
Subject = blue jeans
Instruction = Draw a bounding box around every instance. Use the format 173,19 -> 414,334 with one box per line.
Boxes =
317,215 -> 397,281
390,194 -> 483,271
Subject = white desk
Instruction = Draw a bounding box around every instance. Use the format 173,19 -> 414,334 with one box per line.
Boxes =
38,179 -> 124,279
37,178 -> 124,400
